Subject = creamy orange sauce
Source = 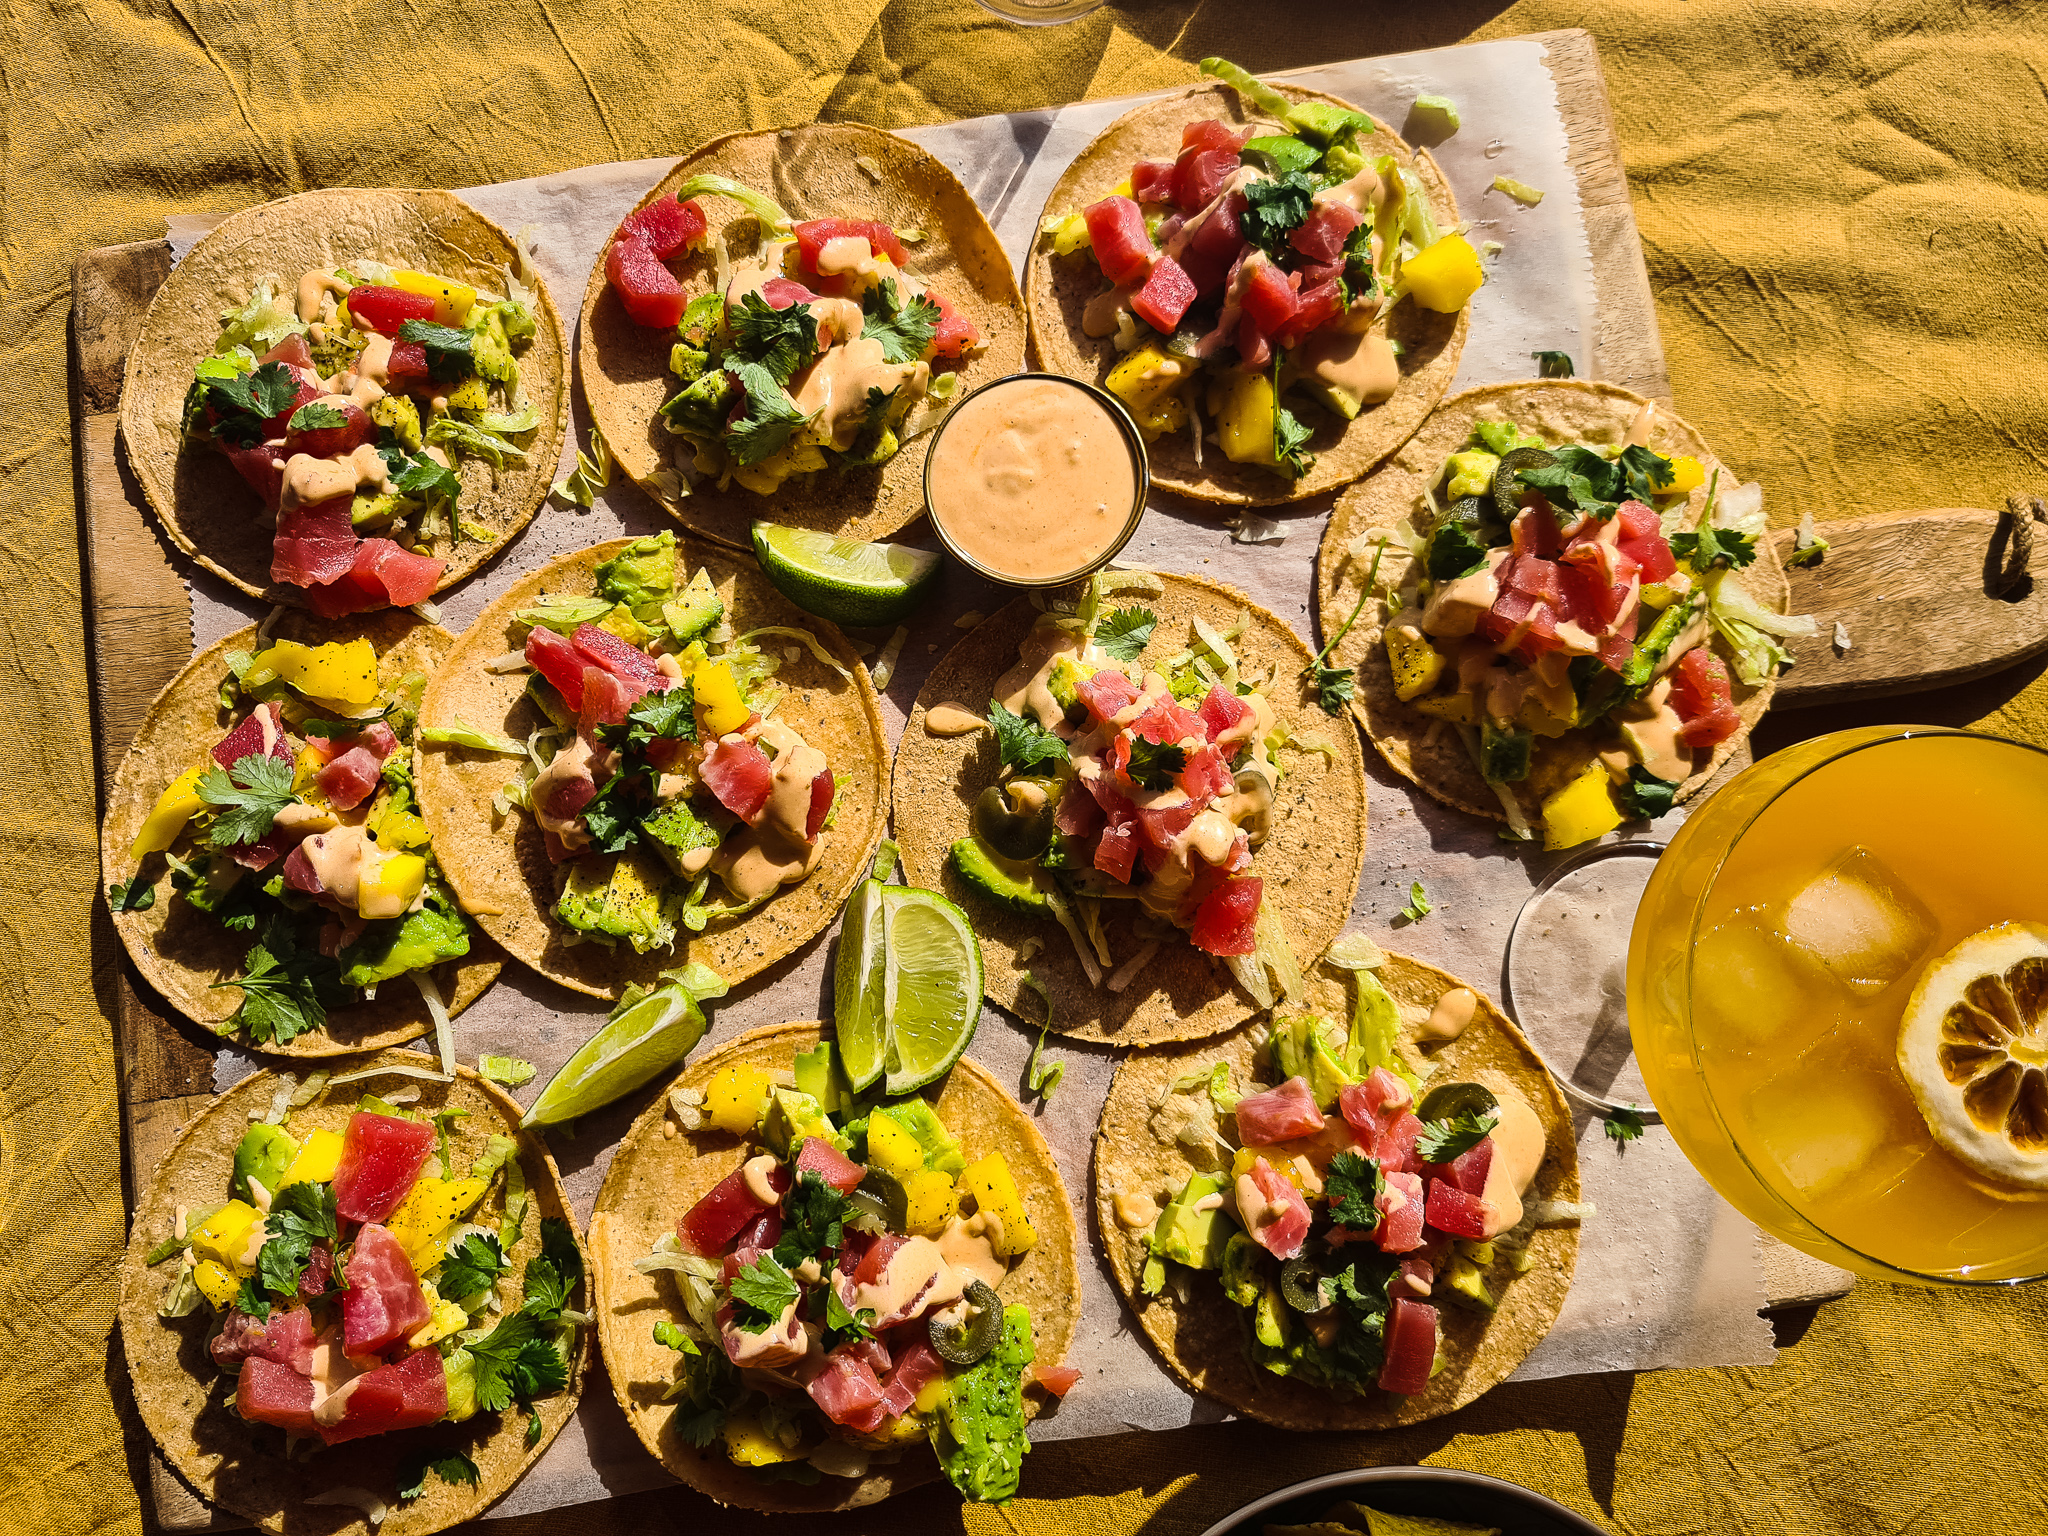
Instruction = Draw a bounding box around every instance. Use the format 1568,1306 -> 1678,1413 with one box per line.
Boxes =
927,377 -> 1141,583
1478,1085 -> 1548,1239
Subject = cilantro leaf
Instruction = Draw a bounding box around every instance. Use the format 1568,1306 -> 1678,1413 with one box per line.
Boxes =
395,319 -> 477,382
468,1312 -> 569,1412
1616,765 -> 1678,820
235,1276 -> 271,1322
1399,881 -> 1433,922
597,679 -> 697,758
1606,1105 -> 1648,1145
724,360 -> 809,466
198,363 -> 303,445
729,291 -> 819,386
1124,736 -> 1188,791
674,1404 -> 726,1448
579,768 -> 651,855
1241,173 -> 1317,261
1415,1109 -> 1498,1163
1093,606 -> 1157,662
395,1449 -> 480,1502
772,1172 -> 849,1270
287,401 -> 348,433
1307,662 -> 1356,716
109,877 -> 157,913
822,1287 -> 877,1354
727,1253 -> 800,1333
196,755 -> 297,847
438,1232 -> 510,1301
1273,396 -> 1316,480
391,450 -> 462,509
519,1216 -> 583,1322
987,699 -> 1070,773
250,1180 -> 338,1301
1325,1151 -> 1385,1232
1426,521 -> 1489,582
1670,526 -> 1758,570
212,915 -> 349,1046
859,279 -> 941,365
526,1409 -> 544,1448
1617,443 -> 1678,502
1532,350 -> 1575,378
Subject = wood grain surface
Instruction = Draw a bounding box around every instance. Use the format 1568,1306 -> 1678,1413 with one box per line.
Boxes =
75,33 -> 1855,1530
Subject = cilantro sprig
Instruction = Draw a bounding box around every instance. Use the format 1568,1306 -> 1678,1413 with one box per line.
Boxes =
1092,606 -> 1157,663
859,279 -> 941,365
1241,173 -> 1317,261
287,401 -> 348,433
213,915 -> 350,1046
1123,736 -> 1188,791
1325,1151 -> 1385,1232
194,362 -> 301,445
438,1232 -> 510,1302
396,1450 -> 481,1503
109,877 -> 157,913
1416,1109 -> 1498,1164
1670,526 -> 1758,570
727,1252 -> 801,1333
729,291 -> 820,385
1605,1105 -> 1648,1145
395,319 -> 477,382
1304,535 -> 1388,716
724,360 -> 810,466
597,680 -> 697,757
988,699 -> 1070,773
241,1180 -> 339,1313
196,756 -> 296,848
771,1172 -> 849,1270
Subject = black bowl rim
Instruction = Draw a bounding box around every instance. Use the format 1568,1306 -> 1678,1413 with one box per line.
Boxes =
1194,1465 -> 1612,1536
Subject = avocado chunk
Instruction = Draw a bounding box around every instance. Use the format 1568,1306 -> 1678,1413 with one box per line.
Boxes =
1479,720 -> 1533,784
1445,449 -> 1501,501
872,1098 -> 966,1176
552,847 -> 686,954
369,392 -> 422,450
1284,100 -> 1369,146
949,836 -> 1051,917
1044,654 -> 1099,721
670,340 -> 712,383
595,530 -> 679,615
838,385 -> 911,470
597,602 -> 655,648
442,1347 -> 478,1422
468,306 -> 517,385
446,374 -> 490,413
231,1123 -> 300,1203
792,1042 -> 850,1117
350,489 -> 412,530
336,887 -> 472,988
662,369 -> 741,443
762,1085 -> 846,1158
1148,1171 -> 1235,1273
523,671 -> 575,730
642,798 -> 724,879
1254,1279 -> 1291,1347
1440,1255 -> 1498,1314
1219,1231 -> 1271,1309
662,567 -> 725,644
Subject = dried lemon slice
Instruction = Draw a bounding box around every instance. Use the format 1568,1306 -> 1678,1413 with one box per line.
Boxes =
1898,921 -> 2048,1190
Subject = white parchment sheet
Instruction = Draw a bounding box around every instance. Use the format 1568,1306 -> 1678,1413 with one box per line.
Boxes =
156,37 -> 1771,1521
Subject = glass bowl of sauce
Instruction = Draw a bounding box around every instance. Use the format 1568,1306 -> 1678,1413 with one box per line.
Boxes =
922,372 -> 1148,588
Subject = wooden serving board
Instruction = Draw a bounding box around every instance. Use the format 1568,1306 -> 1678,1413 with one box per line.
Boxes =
73,28 -> 1955,1527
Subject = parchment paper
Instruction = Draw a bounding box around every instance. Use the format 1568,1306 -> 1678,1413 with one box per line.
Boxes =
162,36 -> 1770,1522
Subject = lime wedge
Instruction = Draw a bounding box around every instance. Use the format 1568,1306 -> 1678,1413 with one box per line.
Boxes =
751,522 -> 941,629
521,983 -> 710,1128
880,887 -> 984,1095
834,879 -> 889,1092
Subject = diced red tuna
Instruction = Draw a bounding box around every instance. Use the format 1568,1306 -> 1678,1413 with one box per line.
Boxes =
1377,1296 -> 1438,1396
227,827 -> 294,872
225,443 -> 287,512
525,626 -> 587,713
1131,159 -> 1178,203
879,1334 -> 944,1419
212,702 -> 292,771
340,1225 -> 433,1358
804,768 -> 836,841
852,1233 -> 908,1288
236,1357 -> 319,1438
346,285 -> 438,336
734,1209 -> 782,1259
259,334 -> 316,372
701,737 -> 775,822
305,720 -> 397,764
313,746 -> 384,811
793,218 -> 909,274
1082,196 -> 1153,287
927,290 -> 981,359
303,540 -> 445,619
1180,742 -> 1235,803
607,236 -> 686,329
1431,1136 -> 1495,1197
623,196 -> 707,258
332,1111 -> 436,1224
808,1350 -> 887,1428
1132,255 -> 1197,334
1424,1178 -> 1491,1240
1182,190 -> 1247,299
1510,505 -> 1562,559
211,1304 -> 319,1373
1234,1076 -> 1327,1146
1236,311 -> 1273,372
570,622 -> 672,693
578,665 -> 643,736
1289,199 -> 1364,263
299,1244 -> 334,1301
1376,1170 -> 1428,1253
1182,118 -> 1252,154
1094,814 -> 1139,884
758,276 -> 821,312
1239,260 -> 1300,336
1239,1158 -> 1310,1260
1172,146 -> 1241,215
283,401 -> 375,461
679,1162 -> 789,1256
1055,776 -> 1104,838
1198,683 -> 1250,742
1671,648 -> 1741,749
318,1347 -> 447,1445
272,494 -> 358,589
1132,797 -> 1197,856
1076,668 -> 1141,725
1623,532 -> 1677,585
385,340 -> 430,386
1031,1362 -> 1083,1397
1278,279 -> 1345,349
795,1137 -> 866,1195
1378,1112 -> 1426,1175
1190,875 -> 1261,956
1130,697 -> 1206,747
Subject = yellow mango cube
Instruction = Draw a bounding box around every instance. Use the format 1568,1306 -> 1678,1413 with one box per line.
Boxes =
960,1154 -> 1036,1258
278,1128 -> 345,1188
408,1280 -> 472,1349
192,1258 -> 240,1309
723,1414 -> 803,1466
1665,455 -> 1706,493
1410,692 -> 1479,726
1402,234 -> 1485,313
357,852 -> 427,921
901,1169 -> 960,1237
389,268 -> 477,326
371,801 -> 431,851
704,1063 -> 775,1135
388,1176 -> 489,1272
189,1200 -> 264,1273
864,1111 -> 926,1182
1211,372 -> 1277,467
1104,347 -> 1193,443
693,662 -> 750,737
131,764 -> 209,858
913,1376 -> 951,1415
1383,624 -> 1445,703
244,639 -> 379,710
1540,765 -> 1625,851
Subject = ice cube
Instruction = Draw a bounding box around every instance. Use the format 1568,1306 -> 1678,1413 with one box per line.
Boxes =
1781,847 -> 1937,999
1690,909 -> 1841,1059
1740,1031 -> 1932,1202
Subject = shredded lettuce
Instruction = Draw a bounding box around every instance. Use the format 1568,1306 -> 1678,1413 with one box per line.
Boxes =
514,594 -> 613,634
1710,479 -> 1768,538
670,174 -> 792,234
422,723 -> 528,755
1703,568 -> 1817,685
425,416 -> 528,470
215,277 -> 307,355
735,626 -> 855,686
1324,933 -> 1387,971
554,423 -> 612,508
477,402 -> 542,435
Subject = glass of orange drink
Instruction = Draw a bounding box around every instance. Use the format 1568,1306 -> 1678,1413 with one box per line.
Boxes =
1628,725 -> 2048,1284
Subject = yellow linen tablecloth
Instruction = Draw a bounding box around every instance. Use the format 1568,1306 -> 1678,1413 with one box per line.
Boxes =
7,3 -> 2048,1532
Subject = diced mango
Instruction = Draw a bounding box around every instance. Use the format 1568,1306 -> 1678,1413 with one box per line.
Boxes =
1210,372 -> 1277,467
1540,764 -> 1625,851
192,1259 -> 240,1309
1445,449 -> 1500,501
291,745 -> 327,797
1111,178 -> 1134,198
388,1175 -> 489,1272
244,638 -> 379,709
1383,623 -> 1446,702
723,1414 -> 804,1466
693,661 -> 750,737
704,1063 -> 775,1135
1665,455 -> 1706,494
1410,692 -> 1479,726
914,1376 -> 951,1415
1231,1146 -> 1312,1192
864,1111 -> 926,1182
189,1200 -> 264,1274
357,851 -> 427,921
960,1153 -> 1035,1259
131,764 -> 209,858
1043,211 -> 1090,257
278,1128 -> 345,1188
370,800 -> 430,851
1104,346 -> 1193,442
408,1280 -> 472,1349
1403,234 -> 1485,313
389,268 -> 476,326
901,1169 -> 960,1237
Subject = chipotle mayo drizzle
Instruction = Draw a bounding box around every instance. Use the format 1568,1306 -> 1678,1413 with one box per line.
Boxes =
927,377 -> 1140,583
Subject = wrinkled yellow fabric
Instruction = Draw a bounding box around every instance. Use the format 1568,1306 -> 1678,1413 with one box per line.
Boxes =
6,3 -> 2048,1535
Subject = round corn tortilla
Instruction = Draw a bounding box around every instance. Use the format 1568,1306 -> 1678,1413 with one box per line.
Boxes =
1024,82 -> 1468,508
101,610 -> 501,1055
117,1055 -> 589,1535
590,1020 -> 1081,1511
577,124 -> 1027,552
414,540 -> 888,999
1093,953 -> 1580,1430
1317,380 -> 1795,822
894,572 -> 1369,1046
119,188 -> 570,604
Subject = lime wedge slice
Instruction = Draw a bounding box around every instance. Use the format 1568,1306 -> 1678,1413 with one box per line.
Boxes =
751,522 -> 941,629
834,879 -> 889,1092
521,983 -> 709,1129
880,887 -> 984,1095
